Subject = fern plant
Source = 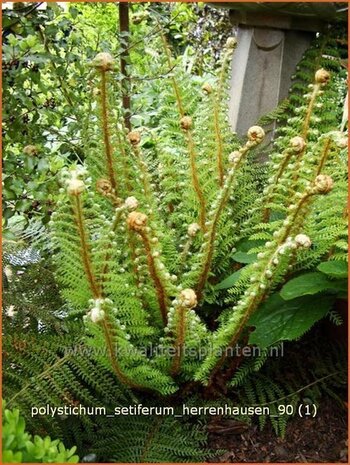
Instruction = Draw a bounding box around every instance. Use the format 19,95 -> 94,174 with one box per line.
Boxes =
4,26 -> 347,462
47,27 -> 347,395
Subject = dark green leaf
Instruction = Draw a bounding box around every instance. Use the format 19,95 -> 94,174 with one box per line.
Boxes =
3,208 -> 14,221
248,293 -> 335,348
280,272 -> 346,300
232,251 -> 257,264
232,238 -> 263,263
69,7 -> 79,19
317,260 -> 348,279
4,188 -> 17,201
235,238 -> 264,252
214,268 -> 243,290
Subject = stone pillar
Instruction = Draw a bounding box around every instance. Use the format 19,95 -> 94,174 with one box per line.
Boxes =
228,21 -> 314,136
207,2 -> 348,137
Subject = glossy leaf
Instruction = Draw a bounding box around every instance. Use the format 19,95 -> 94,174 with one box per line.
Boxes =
280,272 -> 347,300
317,260 -> 348,279
248,293 -> 335,348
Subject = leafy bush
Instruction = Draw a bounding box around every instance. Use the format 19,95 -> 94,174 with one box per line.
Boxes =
2,402 -> 79,463
2,3 -> 231,236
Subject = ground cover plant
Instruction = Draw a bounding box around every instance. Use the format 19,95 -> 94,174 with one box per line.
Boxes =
3,3 -> 348,463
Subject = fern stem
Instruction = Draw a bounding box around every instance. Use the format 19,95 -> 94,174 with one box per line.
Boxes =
127,231 -> 148,310
7,356 -> 69,407
73,201 -> 147,390
262,148 -> 294,222
195,143 -> 252,301
292,82 -> 322,186
207,294 -> 264,383
159,30 -> 208,228
140,417 -> 163,463
158,29 -> 206,228
140,230 -> 169,325
316,137 -> 332,175
206,190 -> 316,384
185,129 -> 207,230
101,318 -> 143,390
179,237 -> 193,274
101,207 -> 125,289
217,47 -> 234,104
264,136 -> 333,222
159,30 -> 184,117
73,195 -> 101,298
212,93 -> 224,186
253,370 -> 344,407
171,305 -> 187,376
116,129 -> 133,193
100,71 -> 118,192
212,42 -> 235,185
301,83 -> 321,140
132,144 -> 154,209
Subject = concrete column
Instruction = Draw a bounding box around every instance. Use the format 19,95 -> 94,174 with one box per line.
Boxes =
229,25 -> 314,137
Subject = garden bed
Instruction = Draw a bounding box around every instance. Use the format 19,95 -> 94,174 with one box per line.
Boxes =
208,397 -> 347,463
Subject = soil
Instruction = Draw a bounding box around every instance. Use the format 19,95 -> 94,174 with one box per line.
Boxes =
207,396 -> 348,463
206,306 -> 348,463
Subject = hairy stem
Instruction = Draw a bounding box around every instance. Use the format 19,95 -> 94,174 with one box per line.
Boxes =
102,318 -> 144,390
159,30 -> 184,117
301,83 -> 321,140
212,93 -> 224,186
179,237 -> 193,275
292,82 -> 322,186
140,417 -> 163,463
73,197 -> 142,390
171,306 -> 187,376
255,371 -> 343,407
315,137 -> 332,176
207,191 -> 314,384
132,144 -> 154,208
116,129 -> 133,193
159,30 -> 207,228
101,207 -> 125,289
185,129 -> 207,230
140,231 -> 169,325
100,72 -> 118,192
127,231 -> 149,310
262,148 -> 295,222
73,195 -> 101,298
195,143 -> 254,301
217,48 -> 234,103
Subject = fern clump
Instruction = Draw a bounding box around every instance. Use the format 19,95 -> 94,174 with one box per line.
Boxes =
46,28 -> 348,398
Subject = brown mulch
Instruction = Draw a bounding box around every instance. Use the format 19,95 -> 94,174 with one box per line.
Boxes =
207,398 -> 348,463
